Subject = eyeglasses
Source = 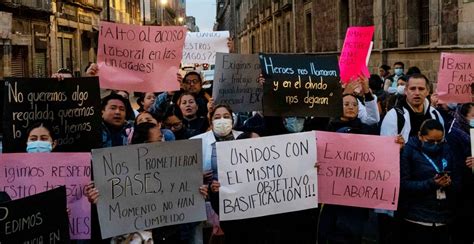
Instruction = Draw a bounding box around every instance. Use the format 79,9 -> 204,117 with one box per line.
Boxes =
343,102 -> 358,107
183,79 -> 200,85
164,122 -> 183,129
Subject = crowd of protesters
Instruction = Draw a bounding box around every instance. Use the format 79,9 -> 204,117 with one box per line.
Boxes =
1,55 -> 473,244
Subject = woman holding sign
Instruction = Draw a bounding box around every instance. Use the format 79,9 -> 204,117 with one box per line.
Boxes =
25,122 -> 57,153
399,119 -> 459,244
319,78 -> 381,243
446,103 -> 474,244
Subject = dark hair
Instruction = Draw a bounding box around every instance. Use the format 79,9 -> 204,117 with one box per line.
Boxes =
406,66 -> 421,76
183,71 -> 202,83
135,111 -> 162,125
136,92 -> 156,112
162,104 -> 184,121
379,64 -> 390,72
342,93 -> 359,101
177,92 -> 197,106
397,75 -> 408,83
369,74 -> 383,91
407,73 -> 430,91
57,68 -> 72,75
419,119 -> 444,136
394,62 -> 405,69
459,103 -> 474,117
26,122 -> 56,140
101,93 -> 128,112
236,131 -> 259,140
210,104 -> 233,122
131,122 -> 157,144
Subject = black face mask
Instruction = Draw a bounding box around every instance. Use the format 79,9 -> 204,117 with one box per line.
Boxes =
422,141 -> 443,154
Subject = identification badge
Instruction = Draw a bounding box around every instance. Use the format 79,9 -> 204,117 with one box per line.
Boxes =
436,189 -> 446,200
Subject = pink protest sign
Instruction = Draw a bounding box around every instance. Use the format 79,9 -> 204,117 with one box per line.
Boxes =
436,52 -> 473,104
98,21 -> 187,92
0,153 -> 92,239
316,131 -> 399,210
339,26 -> 375,84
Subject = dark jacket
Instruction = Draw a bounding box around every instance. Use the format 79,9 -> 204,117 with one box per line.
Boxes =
399,136 -> 459,224
327,117 -> 379,135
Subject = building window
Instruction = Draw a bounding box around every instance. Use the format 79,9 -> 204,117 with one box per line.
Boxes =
420,0 -> 429,45
339,0 -> 349,47
277,25 -> 281,52
305,12 -> 312,52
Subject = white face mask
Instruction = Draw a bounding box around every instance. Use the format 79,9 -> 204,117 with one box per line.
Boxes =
397,85 -> 405,95
212,118 -> 233,137
394,68 -> 403,76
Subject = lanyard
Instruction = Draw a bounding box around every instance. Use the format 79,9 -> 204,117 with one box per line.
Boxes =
422,153 -> 447,173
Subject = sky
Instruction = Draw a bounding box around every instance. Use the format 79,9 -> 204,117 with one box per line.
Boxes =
186,0 -> 216,31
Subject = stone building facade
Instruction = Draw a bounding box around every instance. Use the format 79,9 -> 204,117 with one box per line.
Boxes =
215,0 -> 474,83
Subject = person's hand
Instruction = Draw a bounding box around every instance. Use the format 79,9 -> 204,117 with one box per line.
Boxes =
203,170 -> 213,184
357,74 -> 370,94
207,97 -> 214,114
466,156 -> 474,169
343,80 -> 360,95
86,63 -> 99,76
395,134 -> 405,150
227,37 -> 234,53
85,181 -> 99,204
257,73 -> 265,86
67,208 -> 71,217
199,184 -> 209,199
434,174 -> 451,188
210,180 -> 220,193
51,73 -> 72,80
177,73 -> 183,83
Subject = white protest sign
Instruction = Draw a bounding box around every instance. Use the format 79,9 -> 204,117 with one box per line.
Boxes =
182,31 -> 230,64
91,140 -> 206,239
217,132 -> 318,221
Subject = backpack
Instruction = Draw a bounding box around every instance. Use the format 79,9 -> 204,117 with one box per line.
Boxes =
394,106 -> 441,135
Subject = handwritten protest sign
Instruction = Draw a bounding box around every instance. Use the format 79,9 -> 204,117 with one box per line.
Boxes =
217,132 -> 318,221
259,53 -> 342,117
0,153 -> 92,239
91,140 -> 206,239
98,21 -> 186,92
182,31 -> 229,64
339,26 -> 374,84
0,187 -> 70,243
316,131 -> 399,210
436,52 -> 473,103
212,53 -> 262,112
2,77 -> 101,153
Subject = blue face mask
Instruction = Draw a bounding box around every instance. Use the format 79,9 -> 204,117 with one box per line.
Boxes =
422,141 -> 442,154
394,68 -> 403,76
470,119 -> 474,128
284,117 -> 305,133
27,141 -> 52,153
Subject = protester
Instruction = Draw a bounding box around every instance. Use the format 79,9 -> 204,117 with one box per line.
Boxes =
110,90 -> 136,122
318,80 -> 382,244
162,104 -> 197,139
135,92 -> 157,114
384,61 -> 405,94
25,122 -> 57,153
399,119 -> 459,244
177,92 -> 209,134
128,111 -> 175,143
381,73 -> 444,142
379,64 -> 391,81
342,75 -> 380,126
447,103 -> 474,244
100,93 -> 132,148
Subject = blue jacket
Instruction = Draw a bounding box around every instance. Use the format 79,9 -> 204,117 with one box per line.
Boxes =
100,122 -> 132,148
400,136 -> 459,224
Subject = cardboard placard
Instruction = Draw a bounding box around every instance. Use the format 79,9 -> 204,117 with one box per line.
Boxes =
182,31 -> 229,64
436,52 -> 473,104
3,77 -> 101,153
